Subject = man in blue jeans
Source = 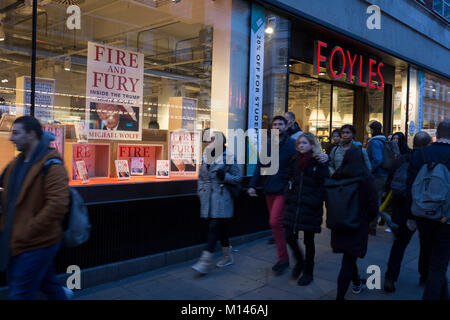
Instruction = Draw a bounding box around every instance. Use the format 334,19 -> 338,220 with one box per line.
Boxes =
0,116 -> 72,300
407,120 -> 450,300
367,120 -> 390,234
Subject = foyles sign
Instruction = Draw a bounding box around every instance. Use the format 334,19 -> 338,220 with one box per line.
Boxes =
313,40 -> 384,89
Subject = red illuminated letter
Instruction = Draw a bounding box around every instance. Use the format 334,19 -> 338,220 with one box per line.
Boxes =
346,51 -> 357,83
377,63 -> 384,89
357,55 -> 367,87
313,41 -> 327,75
368,59 -> 377,89
329,46 -> 345,80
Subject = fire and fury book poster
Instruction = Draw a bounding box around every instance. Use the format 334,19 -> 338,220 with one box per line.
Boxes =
85,42 -> 144,141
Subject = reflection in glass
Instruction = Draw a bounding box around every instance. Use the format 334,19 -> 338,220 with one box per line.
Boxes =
332,86 -> 354,127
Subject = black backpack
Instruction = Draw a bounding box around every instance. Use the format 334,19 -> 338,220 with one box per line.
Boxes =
43,159 -> 91,247
382,140 -> 401,170
390,155 -> 409,196
324,176 -> 363,231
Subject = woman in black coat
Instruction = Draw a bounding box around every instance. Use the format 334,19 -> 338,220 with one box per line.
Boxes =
283,132 -> 329,286
330,147 -> 379,300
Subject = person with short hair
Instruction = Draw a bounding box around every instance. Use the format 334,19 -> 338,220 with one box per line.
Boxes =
383,131 -> 431,293
326,129 -> 341,155
0,116 -> 72,300
248,116 -> 297,276
367,120 -> 388,185
366,121 -> 391,234
284,112 -> 302,141
407,120 -> 450,300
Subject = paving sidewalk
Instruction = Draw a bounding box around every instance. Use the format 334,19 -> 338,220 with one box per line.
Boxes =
72,225 -> 448,300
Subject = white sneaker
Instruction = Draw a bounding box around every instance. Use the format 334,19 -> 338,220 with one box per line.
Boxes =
385,228 -> 392,233
63,287 -> 74,300
216,247 -> 234,268
192,251 -> 214,274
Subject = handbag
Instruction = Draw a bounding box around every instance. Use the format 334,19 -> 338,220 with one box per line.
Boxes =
223,164 -> 242,199
324,176 -> 363,231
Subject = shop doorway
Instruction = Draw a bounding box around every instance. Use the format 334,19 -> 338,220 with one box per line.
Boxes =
288,73 -> 355,151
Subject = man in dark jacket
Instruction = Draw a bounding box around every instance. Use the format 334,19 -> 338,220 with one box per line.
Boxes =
248,116 -> 297,275
284,112 -> 302,142
407,120 -> 450,300
366,121 -> 389,233
0,116 -> 72,300
384,131 -> 432,293
248,116 -> 329,276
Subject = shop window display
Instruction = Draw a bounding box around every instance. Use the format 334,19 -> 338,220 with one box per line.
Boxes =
0,0 -> 248,185
406,68 -> 449,146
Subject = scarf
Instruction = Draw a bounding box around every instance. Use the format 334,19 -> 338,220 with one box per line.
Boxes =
297,150 -> 313,172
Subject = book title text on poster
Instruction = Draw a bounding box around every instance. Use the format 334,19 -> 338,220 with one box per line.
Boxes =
90,44 -> 141,103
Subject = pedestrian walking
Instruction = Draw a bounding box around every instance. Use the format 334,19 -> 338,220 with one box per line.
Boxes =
366,121 -> 400,234
328,124 -> 371,176
0,116 -> 72,300
383,131 -> 431,293
328,147 -> 379,300
248,116 -> 328,276
407,120 -> 450,300
248,116 -> 297,275
284,112 -> 303,141
390,132 -> 411,155
325,129 -> 340,155
283,132 -> 329,286
192,131 -> 242,275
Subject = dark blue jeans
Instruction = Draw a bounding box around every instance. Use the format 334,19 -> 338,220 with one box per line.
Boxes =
385,224 -> 429,282
7,241 -> 67,300
417,219 -> 450,300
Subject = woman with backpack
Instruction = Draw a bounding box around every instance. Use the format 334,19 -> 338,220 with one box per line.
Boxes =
383,132 -> 430,293
329,147 -> 379,300
192,130 -> 242,275
283,133 -> 329,286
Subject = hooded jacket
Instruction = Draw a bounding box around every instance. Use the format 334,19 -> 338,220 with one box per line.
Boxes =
367,135 -> 388,177
0,132 -> 70,266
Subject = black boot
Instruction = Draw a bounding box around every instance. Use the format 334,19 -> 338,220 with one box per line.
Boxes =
289,242 -> 304,280
297,273 -> 313,286
384,278 -> 396,293
291,261 -> 303,280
